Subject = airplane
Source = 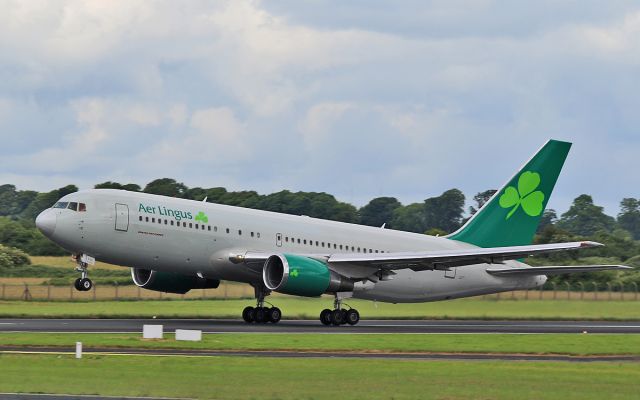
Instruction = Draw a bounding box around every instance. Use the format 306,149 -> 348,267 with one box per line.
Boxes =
35,139 -> 630,326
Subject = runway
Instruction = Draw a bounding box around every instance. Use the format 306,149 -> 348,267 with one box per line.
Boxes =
1,318 -> 640,334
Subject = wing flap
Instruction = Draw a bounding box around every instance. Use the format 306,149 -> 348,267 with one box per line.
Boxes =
486,265 -> 632,276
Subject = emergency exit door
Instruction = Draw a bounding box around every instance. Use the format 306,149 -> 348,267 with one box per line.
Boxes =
115,203 -> 129,232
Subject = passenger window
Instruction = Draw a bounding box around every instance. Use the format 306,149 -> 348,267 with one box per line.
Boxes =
152,218 -> 155,223
171,220 -> 174,226
183,222 -> 187,227
226,228 -> 230,234
158,219 -> 162,224
375,250 -> 379,253
334,244 -> 337,249
339,245 -> 343,250
67,202 -> 78,211
145,217 -> 149,222
303,240 -> 307,245
238,230 -> 242,235
78,203 -> 86,212
322,242 -> 325,247
201,225 -> 205,230
257,233 -> 261,238
139,216 -> 142,222
195,224 -> 199,229
164,220 -> 168,225
252,232 -> 256,238
208,226 -> 211,231
214,226 -> 218,232
189,223 -> 193,228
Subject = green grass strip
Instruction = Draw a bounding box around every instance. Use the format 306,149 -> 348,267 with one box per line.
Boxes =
1,298 -> 639,320
1,353 -> 639,399
1,333 -> 639,355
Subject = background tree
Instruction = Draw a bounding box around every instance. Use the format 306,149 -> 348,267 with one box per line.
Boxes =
423,189 -> 465,233
536,209 -> 558,233
390,203 -> 427,233
618,198 -> 640,240
0,184 -> 37,217
143,178 -> 187,197
94,181 -> 141,192
358,197 -> 402,228
468,189 -> 497,216
556,194 -> 616,236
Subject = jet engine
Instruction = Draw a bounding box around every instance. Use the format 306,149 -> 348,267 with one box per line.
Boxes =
131,268 -> 220,294
263,254 -> 353,297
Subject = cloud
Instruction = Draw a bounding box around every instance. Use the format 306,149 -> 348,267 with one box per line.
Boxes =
0,0 -> 638,215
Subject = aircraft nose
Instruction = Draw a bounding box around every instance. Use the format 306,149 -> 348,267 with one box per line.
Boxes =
36,209 -> 57,238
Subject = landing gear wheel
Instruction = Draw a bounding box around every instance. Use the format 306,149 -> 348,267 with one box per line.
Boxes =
79,278 -> 92,291
254,307 -> 267,323
330,309 -> 346,326
268,307 -> 282,323
320,309 -> 332,326
242,306 -> 255,323
345,309 -> 360,325
74,278 -> 83,291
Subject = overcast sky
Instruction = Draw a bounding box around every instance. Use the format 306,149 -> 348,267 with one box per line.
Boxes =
1,1 -> 639,216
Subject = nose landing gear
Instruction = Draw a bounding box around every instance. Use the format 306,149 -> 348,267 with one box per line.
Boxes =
73,254 -> 93,292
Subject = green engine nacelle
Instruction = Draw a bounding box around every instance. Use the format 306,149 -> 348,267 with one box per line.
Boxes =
131,268 -> 220,294
262,254 -> 353,297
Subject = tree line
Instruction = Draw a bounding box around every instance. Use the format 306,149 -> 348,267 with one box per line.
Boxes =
1,179 -> 640,274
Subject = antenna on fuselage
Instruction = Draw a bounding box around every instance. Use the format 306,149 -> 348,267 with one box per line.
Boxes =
202,197 -> 208,202
380,223 -> 386,229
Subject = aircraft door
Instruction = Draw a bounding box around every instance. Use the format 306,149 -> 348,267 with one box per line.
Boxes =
276,233 -> 282,247
115,203 -> 129,232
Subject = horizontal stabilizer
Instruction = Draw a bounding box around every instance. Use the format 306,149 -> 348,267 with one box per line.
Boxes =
486,265 -> 632,276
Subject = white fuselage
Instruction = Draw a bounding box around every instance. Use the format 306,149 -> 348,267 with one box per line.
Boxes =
39,189 -> 545,303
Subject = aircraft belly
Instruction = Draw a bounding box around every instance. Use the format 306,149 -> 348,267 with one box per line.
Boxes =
353,264 -> 536,303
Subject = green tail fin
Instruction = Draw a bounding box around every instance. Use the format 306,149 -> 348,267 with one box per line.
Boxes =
447,139 -> 571,248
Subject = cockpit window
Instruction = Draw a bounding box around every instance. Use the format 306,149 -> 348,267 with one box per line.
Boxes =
53,202 -> 69,209
67,202 -> 78,211
78,203 -> 86,212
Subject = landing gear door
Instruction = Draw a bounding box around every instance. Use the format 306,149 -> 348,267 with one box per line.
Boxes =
115,203 -> 129,232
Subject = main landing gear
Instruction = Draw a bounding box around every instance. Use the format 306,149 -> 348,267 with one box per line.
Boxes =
320,294 -> 360,326
73,254 -> 93,292
242,286 -> 281,324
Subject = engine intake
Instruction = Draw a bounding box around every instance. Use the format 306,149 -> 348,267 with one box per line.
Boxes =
263,254 -> 353,297
131,268 -> 220,294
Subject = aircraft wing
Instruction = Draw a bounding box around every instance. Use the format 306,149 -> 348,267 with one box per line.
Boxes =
325,241 -> 604,271
486,265 -> 632,276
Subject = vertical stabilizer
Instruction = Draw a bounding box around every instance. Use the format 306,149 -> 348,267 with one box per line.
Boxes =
447,139 -> 571,248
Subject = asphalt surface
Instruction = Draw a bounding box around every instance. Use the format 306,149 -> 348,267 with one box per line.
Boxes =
1,318 -> 640,334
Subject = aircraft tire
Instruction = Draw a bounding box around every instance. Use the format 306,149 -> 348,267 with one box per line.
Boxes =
242,306 -> 255,323
268,307 -> 281,323
254,307 -> 267,323
346,309 -> 360,325
79,278 -> 92,291
320,309 -> 332,325
330,309 -> 346,326
74,278 -> 83,291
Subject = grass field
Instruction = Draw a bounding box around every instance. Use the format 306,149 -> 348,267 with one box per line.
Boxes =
0,332 -> 639,355
1,297 -> 639,319
1,353 -> 638,399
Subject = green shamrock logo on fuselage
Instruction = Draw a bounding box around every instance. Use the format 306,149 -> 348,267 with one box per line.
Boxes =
499,171 -> 545,220
194,211 -> 208,224
290,269 -> 299,278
